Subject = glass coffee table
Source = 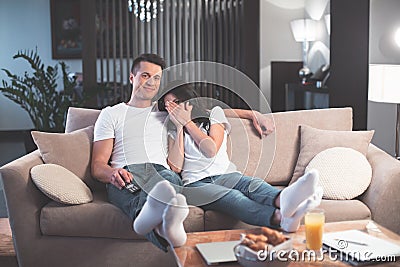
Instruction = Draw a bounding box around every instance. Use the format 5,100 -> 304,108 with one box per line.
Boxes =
173,220 -> 400,267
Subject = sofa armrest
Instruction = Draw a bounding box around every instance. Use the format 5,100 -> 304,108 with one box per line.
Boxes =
0,150 -> 49,263
360,144 -> 400,234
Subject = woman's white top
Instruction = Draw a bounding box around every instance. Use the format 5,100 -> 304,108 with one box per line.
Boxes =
170,106 -> 238,185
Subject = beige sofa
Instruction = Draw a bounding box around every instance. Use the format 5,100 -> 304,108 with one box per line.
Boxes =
1,107 -> 399,267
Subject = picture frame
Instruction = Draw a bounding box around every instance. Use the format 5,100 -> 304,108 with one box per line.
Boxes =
50,0 -> 82,59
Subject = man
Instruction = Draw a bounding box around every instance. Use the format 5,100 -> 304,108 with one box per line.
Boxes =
91,53 -> 274,252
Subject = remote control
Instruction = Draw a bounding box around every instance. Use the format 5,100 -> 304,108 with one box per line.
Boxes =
124,181 -> 141,193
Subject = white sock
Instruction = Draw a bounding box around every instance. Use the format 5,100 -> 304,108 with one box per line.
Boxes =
157,194 -> 189,247
280,187 -> 323,232
133,180 -> 177,235
280,169 -> 319,217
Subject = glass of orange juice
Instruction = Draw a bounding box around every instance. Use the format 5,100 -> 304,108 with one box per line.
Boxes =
305,209 -> 325,250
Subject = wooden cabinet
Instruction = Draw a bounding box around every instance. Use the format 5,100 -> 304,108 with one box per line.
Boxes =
285,83 -> 329,111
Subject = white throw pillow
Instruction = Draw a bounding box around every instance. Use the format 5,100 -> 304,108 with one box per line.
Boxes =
305,147 -> 372,200
290,125 -> 374,185
31,164 -> 93,205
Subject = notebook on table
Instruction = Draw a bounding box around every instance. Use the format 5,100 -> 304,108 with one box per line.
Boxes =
323,230 -> 400,266
195,240 -> 241,265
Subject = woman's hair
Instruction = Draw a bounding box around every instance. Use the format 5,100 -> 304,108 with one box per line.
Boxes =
158,83 -> 210,131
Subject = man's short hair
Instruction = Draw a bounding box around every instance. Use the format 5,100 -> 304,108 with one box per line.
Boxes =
130,53 -> 166,74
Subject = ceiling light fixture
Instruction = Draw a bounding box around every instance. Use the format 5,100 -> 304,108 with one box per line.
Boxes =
128,0 -> 164,22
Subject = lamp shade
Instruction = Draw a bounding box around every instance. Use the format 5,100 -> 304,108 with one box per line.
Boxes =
324,14 -> 331,35
290,19 -> 317,42
369,64 -> 400,104
395,27 -> 400,47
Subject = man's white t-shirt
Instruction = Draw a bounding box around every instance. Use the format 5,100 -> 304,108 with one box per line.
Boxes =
94,102 -> 170,169
170,106 -> 238,185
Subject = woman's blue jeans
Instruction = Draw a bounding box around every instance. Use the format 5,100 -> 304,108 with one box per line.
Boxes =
106,163 -> 183,252
183,172 -> 281,227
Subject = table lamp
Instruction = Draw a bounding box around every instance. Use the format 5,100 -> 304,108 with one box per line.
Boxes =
368,64 -> 400,159
290,19 -> 317,83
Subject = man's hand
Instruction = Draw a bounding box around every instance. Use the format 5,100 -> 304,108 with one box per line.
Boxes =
251,111 -> 275,138
109,168 -> 133,190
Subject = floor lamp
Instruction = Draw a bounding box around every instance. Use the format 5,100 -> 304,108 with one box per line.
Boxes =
369,64 -> 400,159
290,19 -> 317,83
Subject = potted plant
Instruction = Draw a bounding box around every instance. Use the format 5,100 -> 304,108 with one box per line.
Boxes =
0,49 -> 85,133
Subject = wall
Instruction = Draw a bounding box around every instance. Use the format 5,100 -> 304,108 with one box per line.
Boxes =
259,0 -> 304,113
0,0 -> 82,131
259,0 -> 330,113
0,0 -> 83,167
368,0 -> 400,155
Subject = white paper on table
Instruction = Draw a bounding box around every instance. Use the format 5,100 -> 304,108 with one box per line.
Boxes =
323,230 -> 400,262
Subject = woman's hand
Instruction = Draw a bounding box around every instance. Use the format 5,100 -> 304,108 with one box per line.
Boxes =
251,111 -> 275,138
222,109 -> 275,139
165,101 -> 193,127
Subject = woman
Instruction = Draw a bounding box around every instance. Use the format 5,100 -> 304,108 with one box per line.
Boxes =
158,84 -> 322,232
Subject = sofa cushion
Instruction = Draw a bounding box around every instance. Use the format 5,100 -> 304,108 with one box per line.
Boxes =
204,210 -> 256,231
290,125 -> 374,185
65,107 -> 101,133
31,164 -> 93,205
204,199 -> 371,231
318,199 -> 371,222
306,147 -> 372,200
31,126 -> 103,191
245,108 -> 353,186
40,192 -> 138,239
227,118 -> 274,182
40,192 -> 205,239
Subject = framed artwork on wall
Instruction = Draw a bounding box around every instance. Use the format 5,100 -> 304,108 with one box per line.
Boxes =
50,0 -> 82,59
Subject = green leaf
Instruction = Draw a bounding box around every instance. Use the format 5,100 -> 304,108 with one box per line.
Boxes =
0,48 -> 87,132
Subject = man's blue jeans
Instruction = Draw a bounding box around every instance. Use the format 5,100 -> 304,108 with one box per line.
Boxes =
183,172 -> 281,227
106,163 -> 183,252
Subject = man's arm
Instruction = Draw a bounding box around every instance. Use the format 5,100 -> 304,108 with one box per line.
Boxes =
223,109 -> 275,138
91,138 -> 132,189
